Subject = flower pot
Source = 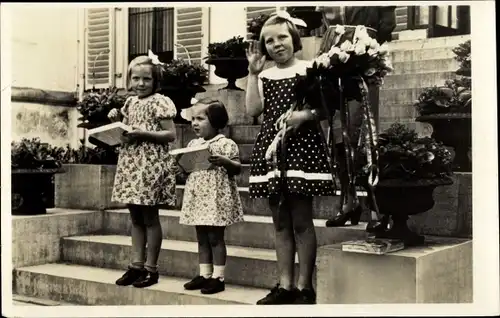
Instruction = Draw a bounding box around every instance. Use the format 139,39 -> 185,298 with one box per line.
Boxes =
416,113 -> 472,172
374,177 -> 453,246
206,58 -> 249,91
11,167 -> 65,215
160,85 -> 206,124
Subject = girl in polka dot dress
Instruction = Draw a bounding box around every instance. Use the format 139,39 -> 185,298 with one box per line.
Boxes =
245,12 -> 335,305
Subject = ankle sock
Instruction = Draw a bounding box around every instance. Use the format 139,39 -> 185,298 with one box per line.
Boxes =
144,264 -> 158,273
370,211 -> 379,220
212,265 -> 225,282
200,263 -> 213,279
130,262 -> 144,270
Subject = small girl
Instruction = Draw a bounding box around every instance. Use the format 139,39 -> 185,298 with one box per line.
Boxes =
108,54 -> 177,288
179,98 -> 244,295
245,12 -> 335,305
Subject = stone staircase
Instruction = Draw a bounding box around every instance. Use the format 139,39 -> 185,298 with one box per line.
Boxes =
12,35 -> 473,306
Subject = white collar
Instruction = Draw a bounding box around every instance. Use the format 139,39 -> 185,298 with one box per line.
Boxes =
199,134 -> 225,145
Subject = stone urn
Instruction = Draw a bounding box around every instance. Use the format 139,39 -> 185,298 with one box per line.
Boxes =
373,177 -> 454,246
205,57 -> 249,91
416,113 -> 472,172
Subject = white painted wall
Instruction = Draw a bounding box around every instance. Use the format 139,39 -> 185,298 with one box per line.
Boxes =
208,5 -> 247,85
9,6 -> 81,148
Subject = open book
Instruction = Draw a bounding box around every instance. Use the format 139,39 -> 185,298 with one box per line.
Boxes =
87,122 -> 133,147
341,238 -> 405,255
169,143 -> 212,173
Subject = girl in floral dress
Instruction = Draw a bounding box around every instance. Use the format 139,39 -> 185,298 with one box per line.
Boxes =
179,98 -> 244,295
245,12 -> 335,305
108,54 -> 177,288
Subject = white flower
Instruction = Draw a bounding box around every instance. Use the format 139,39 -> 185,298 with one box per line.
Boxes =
367,48 -> 378,56
364,68 -> 376,76
315,53 -> 330,68
378,43 -> 389,56
338,51 -> 350,63
327,46 -> 341,57
369,38 -> 380,50
340,40 -> 354,52
354,43 -> 366,56
335,24 -> 345,35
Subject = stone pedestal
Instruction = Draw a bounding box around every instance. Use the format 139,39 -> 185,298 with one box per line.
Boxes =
316,237 -> 472,303
54,164 -> 124,210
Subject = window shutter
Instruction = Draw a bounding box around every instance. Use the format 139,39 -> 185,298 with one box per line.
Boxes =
84,8 -> 115,89
245,7 -> 277,40
174,7 -> 208,66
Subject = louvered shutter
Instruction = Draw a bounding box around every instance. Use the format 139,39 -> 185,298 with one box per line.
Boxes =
174,7 -> 209,66
245,7 -> 278,40
84,8 -> 115,89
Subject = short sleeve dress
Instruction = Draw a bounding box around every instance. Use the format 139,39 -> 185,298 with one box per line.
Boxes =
111,93 -> 177,207
180,134 -> 244,227
249,61 -> 336,198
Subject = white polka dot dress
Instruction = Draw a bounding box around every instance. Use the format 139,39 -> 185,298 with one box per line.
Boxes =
249,76 -> 335,198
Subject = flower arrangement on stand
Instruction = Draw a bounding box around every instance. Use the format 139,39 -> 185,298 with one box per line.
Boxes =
159,59 -> 208,124
204,36 -> 250,90
414,39 -> 472,172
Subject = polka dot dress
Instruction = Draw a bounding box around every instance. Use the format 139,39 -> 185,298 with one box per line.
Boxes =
249,76 -> 335,198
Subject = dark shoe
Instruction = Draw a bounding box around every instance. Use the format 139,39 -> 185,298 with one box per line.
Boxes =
200,278 -> 225,294
115,267 -> 147,286
132,270 -> 159,288
294,288 -> 316,304
366,215 -> 390,234
184,275 -> 209,290
325,205 -> 363,227
256,284 -> 298,305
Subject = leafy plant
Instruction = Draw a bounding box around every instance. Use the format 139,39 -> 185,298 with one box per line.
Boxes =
160,59 -> 208,88
76,87 -> 127,127
11,138 -> 62,170
247,14 -> 270,41
414,78 -> 471,115
452,40 -> 471,72
206,36 -> 249,60
374,123 -> 453,180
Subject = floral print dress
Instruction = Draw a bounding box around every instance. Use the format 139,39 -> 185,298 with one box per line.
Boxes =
111,93 -> 177,207
180,134 -> 244,227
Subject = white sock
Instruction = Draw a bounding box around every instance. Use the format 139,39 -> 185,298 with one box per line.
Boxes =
213,265 -> 225,281
200,263 -> 213,279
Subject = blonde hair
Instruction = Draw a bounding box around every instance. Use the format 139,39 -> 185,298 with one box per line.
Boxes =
259,15 -> 303,59
126,55 -> 163,92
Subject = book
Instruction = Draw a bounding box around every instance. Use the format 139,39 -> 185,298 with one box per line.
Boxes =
341,238 -> 405,255
169,144 -> 212,173
87,122 -> 133,147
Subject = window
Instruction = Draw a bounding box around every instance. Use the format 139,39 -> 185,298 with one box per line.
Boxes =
128,8 -> 174,63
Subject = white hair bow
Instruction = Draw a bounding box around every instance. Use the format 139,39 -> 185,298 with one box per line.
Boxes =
179,98 -> 199,121
148,49 -> 165,65
274,10 -> 308,28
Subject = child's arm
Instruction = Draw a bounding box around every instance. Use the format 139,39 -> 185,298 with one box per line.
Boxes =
208,139 -> 242,176
128,119 -> 176,144
245,40 -> 266,117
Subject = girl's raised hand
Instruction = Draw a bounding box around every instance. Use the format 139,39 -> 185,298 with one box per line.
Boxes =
246,40 -> 266,75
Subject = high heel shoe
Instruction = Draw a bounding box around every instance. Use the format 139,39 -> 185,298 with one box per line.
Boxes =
366,215 -> 390,234
325,205 -> 363,227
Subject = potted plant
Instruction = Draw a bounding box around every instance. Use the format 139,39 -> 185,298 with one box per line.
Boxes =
204,36 -> 250,90
247,14 -> 270,41
414,40 -> 472,172
365,123 -> 454,246
76,87 -> 127,130
159,59 -> 208,124
11,138 -> 65,215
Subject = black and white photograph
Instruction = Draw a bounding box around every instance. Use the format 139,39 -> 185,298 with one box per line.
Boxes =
1,1 -> 498,317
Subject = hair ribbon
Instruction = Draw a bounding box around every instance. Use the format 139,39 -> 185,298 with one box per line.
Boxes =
273,10 -> 308,28
148,49 -> 165,65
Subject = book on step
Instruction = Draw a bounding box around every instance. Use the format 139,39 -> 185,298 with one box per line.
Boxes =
87,122 -> 134,147
341,238 -> 405,255
169,144 -> 212,173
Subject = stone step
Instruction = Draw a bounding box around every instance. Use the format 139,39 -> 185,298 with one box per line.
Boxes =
238,144 -> 253,164
391,58 -> 460,75
103,209 -> 368,250
380,87 -> 428,106
175,185 -> 369,221
14,263 -> 267,305
383,71 -> 457,89
12,294 -> 77,306
379,102 -> 418,121
388,34 -> 470,52
390,47 -> 458,63
60,235 -> 307,290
